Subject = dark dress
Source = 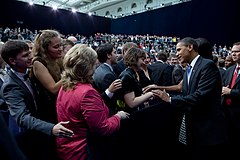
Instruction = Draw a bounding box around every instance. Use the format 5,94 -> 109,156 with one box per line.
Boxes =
117,67 -> 144,113
30,57 -> 59,123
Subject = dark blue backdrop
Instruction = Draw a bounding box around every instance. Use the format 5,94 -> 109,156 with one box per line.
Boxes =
111,0 -> 240,46
0,0 -> 239,45
0,0 -> 111,36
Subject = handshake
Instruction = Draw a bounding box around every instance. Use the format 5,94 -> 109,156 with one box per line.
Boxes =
143,84 -> 171,103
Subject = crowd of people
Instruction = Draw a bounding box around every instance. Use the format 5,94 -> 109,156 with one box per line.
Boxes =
0,26 -> 240,160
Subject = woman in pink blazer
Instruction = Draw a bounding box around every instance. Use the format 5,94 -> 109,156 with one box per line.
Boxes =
56,44 -> 129,160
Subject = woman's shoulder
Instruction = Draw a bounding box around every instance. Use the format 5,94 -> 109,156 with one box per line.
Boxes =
119,68 -> 135,79
75,83 -> 98,94
32,56 -> 47,67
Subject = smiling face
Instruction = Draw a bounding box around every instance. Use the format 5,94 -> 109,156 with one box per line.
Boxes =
47,36 -> 63,59
176,42 -> 192,64
10,50 -> 33,73
137,56 -> 146,70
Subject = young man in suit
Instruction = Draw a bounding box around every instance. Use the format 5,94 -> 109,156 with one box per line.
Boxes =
221,42 -> 240,159
93,43 -> 122,115
153,37 -> 228,160
93,43 -> 119,94
0,40 -> 73,160
92,43 -> 123,160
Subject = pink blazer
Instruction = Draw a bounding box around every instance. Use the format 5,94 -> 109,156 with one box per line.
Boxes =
56,83 -> 120,160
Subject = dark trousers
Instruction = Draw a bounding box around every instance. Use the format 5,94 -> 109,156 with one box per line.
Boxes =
16,131 -> 58,160
176,142 -> 228,160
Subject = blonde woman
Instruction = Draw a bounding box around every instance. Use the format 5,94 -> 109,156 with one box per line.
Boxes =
56,44 -> 129,160
31,29 -> 63,123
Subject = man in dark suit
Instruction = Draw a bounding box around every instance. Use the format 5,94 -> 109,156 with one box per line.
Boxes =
93,43 -> 122,115
148,52 -> 173,86
0,40 -> 73,160
92,43 -> 123,160
221,42 -> 240,159
172,62 -> 187,85
93,43 -> 118,94
153,37 -> 228,160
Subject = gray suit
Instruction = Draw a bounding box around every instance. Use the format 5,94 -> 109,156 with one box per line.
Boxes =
93,63 -> 117,116
93,63 -> 117,93
0,70 -> 56,160
1,70 -> 54,134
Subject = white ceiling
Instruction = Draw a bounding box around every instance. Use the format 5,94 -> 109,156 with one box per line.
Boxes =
16,0 -> 189,18
17,0 -> 126,13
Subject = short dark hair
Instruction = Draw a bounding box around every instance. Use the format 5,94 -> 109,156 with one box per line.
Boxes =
195,37 -> 213,60
179,37 -> 198,52
0,40 -> 29,64
96,43 -> 114,63
156,51 -> 168,62
218,58 -> 225,67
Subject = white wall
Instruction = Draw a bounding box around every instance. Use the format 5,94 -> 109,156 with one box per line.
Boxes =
78,0 -> 187,18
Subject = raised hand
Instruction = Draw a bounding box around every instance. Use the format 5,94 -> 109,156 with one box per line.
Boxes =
108,79 -> 122,93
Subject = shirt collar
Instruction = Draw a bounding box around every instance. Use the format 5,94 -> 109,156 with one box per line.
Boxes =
104,63 -> 113,72
10,68 -> 29,81
189,55 -> 200,68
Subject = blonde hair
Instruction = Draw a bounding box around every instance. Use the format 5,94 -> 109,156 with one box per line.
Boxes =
61,44 -> 97,90
32,29 -> 62,81
32,29 -> 61,57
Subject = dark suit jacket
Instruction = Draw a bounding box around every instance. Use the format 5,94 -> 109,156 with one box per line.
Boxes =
222,64 -> 240,136
93,63 -> 118,116
112,59 -> 126,77
172,64 -> 185,85
222,64 -> 240,106
93,63 -> 117,93
0,77 -> 9,126
171,56 -> 228,145
148,61 -> 173,86
218,67 -> 225,83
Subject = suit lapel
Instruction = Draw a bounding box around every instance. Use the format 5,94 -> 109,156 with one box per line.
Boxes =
188,57 -> 201,93
226,65 -> 236,86
234,75 -> 240,87
233,65 -> 240,87
183,71 -> 188,94
8,71 -> 35,102
104,63 -> 117,78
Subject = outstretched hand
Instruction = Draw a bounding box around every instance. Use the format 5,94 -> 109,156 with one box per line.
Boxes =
52,121 -> 74,138
143,84 -> 158,93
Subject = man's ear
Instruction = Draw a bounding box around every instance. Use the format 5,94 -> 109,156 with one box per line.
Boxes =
188,44 -> 193,52
107,53 -> 112,59
8,57 -> 16,66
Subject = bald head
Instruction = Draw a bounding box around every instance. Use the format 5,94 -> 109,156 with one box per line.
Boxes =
67,36 -> 78,44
